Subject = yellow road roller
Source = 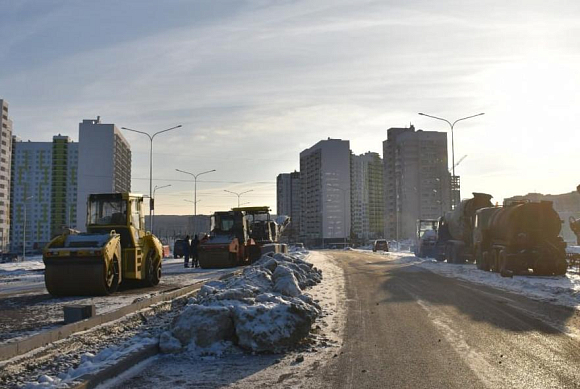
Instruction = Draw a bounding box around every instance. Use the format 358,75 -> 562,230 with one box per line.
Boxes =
43,193 -> 163,296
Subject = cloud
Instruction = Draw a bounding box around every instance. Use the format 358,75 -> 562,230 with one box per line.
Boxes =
2,0 -> 580,213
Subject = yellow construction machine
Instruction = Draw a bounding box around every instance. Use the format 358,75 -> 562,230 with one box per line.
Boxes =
43,193 -> 163,296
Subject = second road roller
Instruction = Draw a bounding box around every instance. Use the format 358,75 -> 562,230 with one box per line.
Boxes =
43,193 -> 163,296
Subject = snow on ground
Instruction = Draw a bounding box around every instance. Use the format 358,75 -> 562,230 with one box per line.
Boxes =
377,250 -> 580,310
0,255 -> 45,295
0,257 -> 235,345
22,336 -> 159,389
100,250 -> 347,389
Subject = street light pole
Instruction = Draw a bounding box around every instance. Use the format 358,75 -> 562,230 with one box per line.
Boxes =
176,169 -> 216,216
223,189 -> 253,207
152,184 -> 171,234
23,195 -> 34,261
121,125 -> 182,231
418,112 -> 484,208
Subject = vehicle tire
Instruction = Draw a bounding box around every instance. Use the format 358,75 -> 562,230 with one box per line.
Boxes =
144,250 -> 161,287
475,246 -> 484,270
498,250 -> 507,273
490,250 -> 499,273
481,251 -> 491,272
454,245 -> 466,265
554,257 -> 568,276
104,256 -> 120,294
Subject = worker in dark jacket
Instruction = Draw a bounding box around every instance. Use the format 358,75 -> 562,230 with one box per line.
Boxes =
191,235 -> 200,268
183,235 -> 191,268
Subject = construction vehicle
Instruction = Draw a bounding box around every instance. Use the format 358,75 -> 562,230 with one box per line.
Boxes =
473,200 -> 568,276
198,209 -> 258,268
43,193 -> 163,296
198,207 -> 290,269
436,193 -> 493,264
237,206 -> 290,255
569,184 -> 580,245
413,219 -> 438,258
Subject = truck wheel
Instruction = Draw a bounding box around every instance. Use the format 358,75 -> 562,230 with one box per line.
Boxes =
490,250 -> 499,273
475,247 -> 484,270
454,245 -> 466,265
144,251 -> 161,286
498,250 -> 509,273
481,251 -> 491,271
554,258 -> 568,276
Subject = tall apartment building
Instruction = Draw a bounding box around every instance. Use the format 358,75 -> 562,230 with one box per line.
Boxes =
350,152 -> 384,243
76,118 -> 131,230
276,171 -> 301,241
0,100 -> 13,251
383,125 -> 451,240
10,136 -> 78,252
299,139 -> 350,247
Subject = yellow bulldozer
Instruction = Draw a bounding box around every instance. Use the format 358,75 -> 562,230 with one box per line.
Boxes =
43,193 -> 163,296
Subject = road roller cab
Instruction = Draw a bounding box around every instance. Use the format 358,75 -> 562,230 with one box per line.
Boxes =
43,193 -> 163,296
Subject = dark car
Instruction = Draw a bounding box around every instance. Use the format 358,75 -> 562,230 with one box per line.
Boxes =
373,239 -> 389,252
173,239 -> 189,258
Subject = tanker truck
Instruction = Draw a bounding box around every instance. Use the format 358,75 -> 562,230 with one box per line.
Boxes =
435,193 -> 493,264
473,200 -> 567,276
569,184 -> 580,245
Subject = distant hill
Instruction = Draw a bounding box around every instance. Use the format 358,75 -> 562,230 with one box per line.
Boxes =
504,191 -> 580,243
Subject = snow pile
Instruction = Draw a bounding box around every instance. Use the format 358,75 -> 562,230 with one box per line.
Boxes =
160,252 -> 322,354
386,252 -> 580,309
23,336 -> 157,388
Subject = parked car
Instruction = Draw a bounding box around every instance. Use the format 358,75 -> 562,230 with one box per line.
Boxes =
173,239 -> 189,258
373,239 -> 389,252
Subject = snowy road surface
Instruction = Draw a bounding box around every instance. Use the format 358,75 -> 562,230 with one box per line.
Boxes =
318,250 -> 580,389
0,257 -> 234,343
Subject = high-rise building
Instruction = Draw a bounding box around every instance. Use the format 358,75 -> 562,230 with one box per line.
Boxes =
350,152 -> 384,243
10,136 -> 79,252
383,125 -> 451,240
76,118 -> 131,230
299,138 -> 350,247
0,99 -> 13,251
276,171 -> 301,241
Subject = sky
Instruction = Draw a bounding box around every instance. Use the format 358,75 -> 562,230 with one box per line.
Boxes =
1,0 -> 579,215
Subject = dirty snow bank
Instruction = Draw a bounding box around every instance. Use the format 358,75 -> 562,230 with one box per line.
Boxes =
160,251 -> 323,354
388,252 -> 580,309
22,336 -> 157,389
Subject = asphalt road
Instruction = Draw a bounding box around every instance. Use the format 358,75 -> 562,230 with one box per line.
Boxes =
319,250 -> 580,389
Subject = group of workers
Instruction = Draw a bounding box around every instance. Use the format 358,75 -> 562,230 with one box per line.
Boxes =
183,234 -> 200,268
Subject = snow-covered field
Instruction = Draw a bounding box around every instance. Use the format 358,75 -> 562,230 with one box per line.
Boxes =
367,249 -> 580,310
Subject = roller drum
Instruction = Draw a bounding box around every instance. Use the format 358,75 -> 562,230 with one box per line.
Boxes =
44,257 -> 119,296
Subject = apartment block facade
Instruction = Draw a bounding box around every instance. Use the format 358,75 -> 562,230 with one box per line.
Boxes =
276,171 -> 301,241
299,139 -> 350,246
76,118 -> 131,230
383,125 -> 451,240
10,136 -> 78,252
350,152 -> 384,243
0,100 -> 13,251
